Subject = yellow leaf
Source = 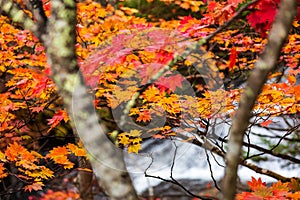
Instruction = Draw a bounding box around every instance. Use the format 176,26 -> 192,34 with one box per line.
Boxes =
21,135 -> 32,140
0,151 -> 6,162
118,135 -> 130,146
128,143 -> 141,154
129,130 -> 142,137
77,168 -> 93,172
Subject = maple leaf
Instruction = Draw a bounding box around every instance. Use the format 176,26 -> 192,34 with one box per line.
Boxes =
286,191 -> 300,199
270,181 -> 290,197
39,166 -> 54,179
47,146 -> 68,157
129,130 -> 142,137
0,163 -> 8,178
5,142 -> 26,161
30,106 -> 44,113
294,85 -> 300,102
260,119 -> 272,127
119,135 -> 131,146
236,191 -> 261,200
24,182 -> 44,192
228,0 -> 244,4
289,178 -> 300,191
247,177 -> 267,191
287,75 -> 296,85
228,47 -> 238,71
247,0 -> 280,36
67,143 -> 87,157
142,85 -> 161,102
207,2 -> 217,11
136,109 -> 152,122
47,146 -> 74,169
120,7 -> 139,15
0,151 -> 6,162
128,143 -> 141,154
152,134 -> 166,139
157,74 -> 185,92
47,110 -> 69,132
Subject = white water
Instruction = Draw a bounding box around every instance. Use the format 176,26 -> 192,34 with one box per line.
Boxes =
124,117 -> 300,193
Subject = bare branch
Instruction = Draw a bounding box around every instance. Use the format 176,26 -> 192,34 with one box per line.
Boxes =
189,135 -> 290,182
27,0 -> 48,33
144,142 -> 215,200
223,0 -> 298,199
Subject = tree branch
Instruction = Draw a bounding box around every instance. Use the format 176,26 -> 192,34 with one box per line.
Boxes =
189,135 -> 290,182
27,0 -> 48,34
144,142 -> 215,200
39,0 -> 139,199
223,0 -> 298,199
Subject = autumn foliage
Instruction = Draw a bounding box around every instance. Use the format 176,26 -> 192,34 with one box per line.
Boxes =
237,177 -> 300,200
0,0 -> 300,199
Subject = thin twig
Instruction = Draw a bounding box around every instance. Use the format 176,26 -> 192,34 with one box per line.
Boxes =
144,142 -> 215,200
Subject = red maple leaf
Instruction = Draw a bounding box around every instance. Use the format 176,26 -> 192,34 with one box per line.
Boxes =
228,0 -> 244,4
157,74 -> 185,92
47,110 -> 69,132
30,106 -> 44,113
207,2 -> 217,11
247,0 -> 280,36
228,47 -> 238,71
260,119 -> 273,127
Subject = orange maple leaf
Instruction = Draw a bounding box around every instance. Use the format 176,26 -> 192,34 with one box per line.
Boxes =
0,163 -> 8,179
260,119 -> 272,127
5,142 -> 26,161
294,85 -> 300,102
67,143 -> 87,157
24,182 -> 44,192
136,110 -> 152,122
247,177 -> 267,191
286,191 -> 300,199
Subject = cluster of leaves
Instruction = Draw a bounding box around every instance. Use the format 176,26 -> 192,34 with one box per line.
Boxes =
146,0 -> 205,12
77,0 -> 300,155
237,177 -> 300,200
0,142 -> 86,192
0,11 -> 89,195
30,189 -> 80,200
0,0 -> 300,197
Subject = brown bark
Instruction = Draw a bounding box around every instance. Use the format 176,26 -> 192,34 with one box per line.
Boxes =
222,1 -> 298,199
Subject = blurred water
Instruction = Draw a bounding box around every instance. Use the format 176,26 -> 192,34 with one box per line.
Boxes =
125,117 -> 300,194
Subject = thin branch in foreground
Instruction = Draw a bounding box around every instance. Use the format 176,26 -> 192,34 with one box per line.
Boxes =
204,148 -> 221,191
144,142 -> 215,200
189,134 -> 290,182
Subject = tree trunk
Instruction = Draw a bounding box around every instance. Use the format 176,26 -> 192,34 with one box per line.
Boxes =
222,1 -> 298,199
